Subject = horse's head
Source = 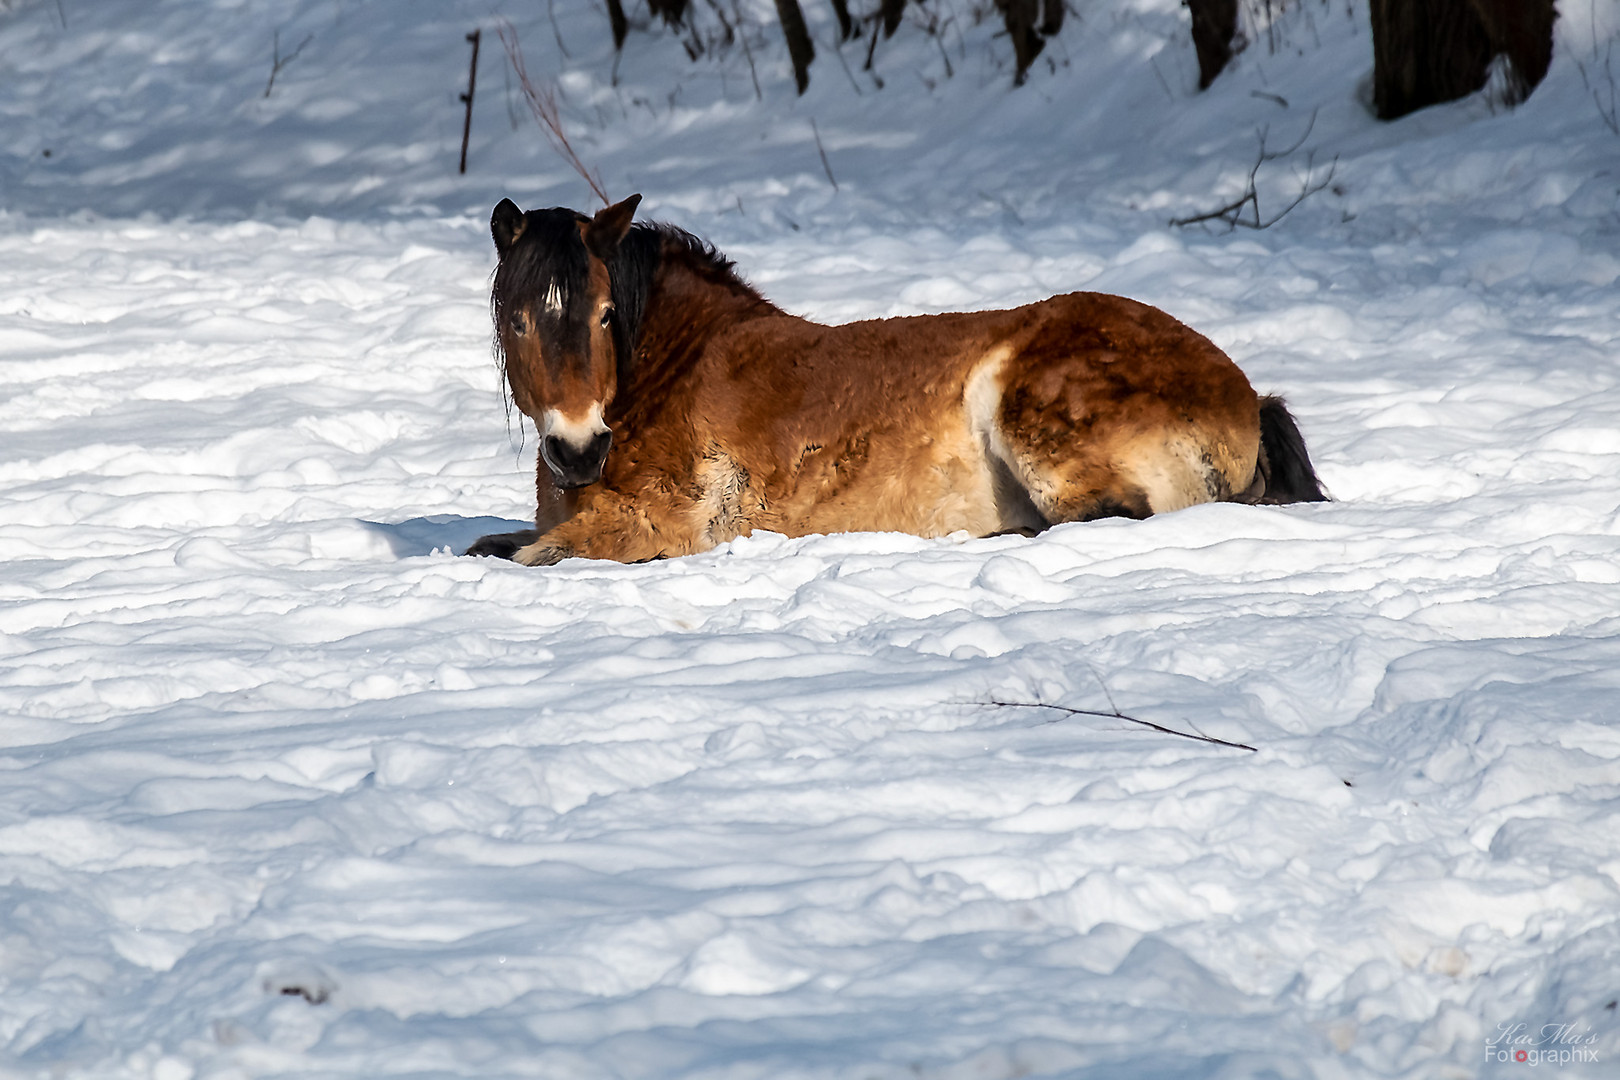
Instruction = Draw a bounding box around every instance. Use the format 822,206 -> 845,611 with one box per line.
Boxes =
490,193 -> 641,489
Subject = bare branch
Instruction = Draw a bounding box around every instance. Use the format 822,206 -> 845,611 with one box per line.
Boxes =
1168,191 -> 1256,230
1170,110 -> 1336,231
810,118 -> 838,191
1265,108 -> 1319,158
264,30 -> 314,99
496,20 -> 610,207
989,697 -> 1259,752
774,0 -> 815,95
459,30 -> 481,175
737,20 -> 763,100
1576,28 -> 1620,135
547,0 -> 573,60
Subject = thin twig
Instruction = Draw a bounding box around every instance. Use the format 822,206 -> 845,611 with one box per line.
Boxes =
1577,33 -> 1620,135
810,119 -> 838,191
737,22 -> 763,100
829,34 -> 864,95
1268,108 -> 1320,157
1169,192 -> 1255,229
496,19 -> 610,206
931,19 -> 955,81
988,694 -> 1258,753
264,29 -> 315,98
1261,152 -> 1338,228
459,29 -> 481,175
1147,54 -> 1175,103
1169,110 -> 1336,231
547,0 -> 572,59
1582,2 -> 1620,134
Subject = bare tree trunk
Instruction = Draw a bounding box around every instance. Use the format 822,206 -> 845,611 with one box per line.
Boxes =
1370,0 -> 1555,119
1040,0 -> 1064,38
881,0 -> 906,38
830,0 -> 853,41
1187,0 -> 1237,90
648,0 -> 688,26
1370,0 -> 1492,118
775,0 -> 816,95
1469,0 -> 1556,103
996,0 -> 1044,86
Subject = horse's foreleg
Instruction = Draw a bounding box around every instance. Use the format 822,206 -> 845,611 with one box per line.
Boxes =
512,491 -> 692,566
466,529 -> 539,558
465,466 -> 583,559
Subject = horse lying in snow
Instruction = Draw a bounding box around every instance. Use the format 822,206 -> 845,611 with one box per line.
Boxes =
467,195 -> 1326,565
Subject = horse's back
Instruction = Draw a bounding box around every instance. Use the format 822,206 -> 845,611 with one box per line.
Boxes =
677,290 -> 1263,536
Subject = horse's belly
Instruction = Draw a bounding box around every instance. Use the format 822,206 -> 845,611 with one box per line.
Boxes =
781,360 -> 1010,540
792,453 -> 1002,538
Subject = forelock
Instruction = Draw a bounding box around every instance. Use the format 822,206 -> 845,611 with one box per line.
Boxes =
493,208 -> 591,315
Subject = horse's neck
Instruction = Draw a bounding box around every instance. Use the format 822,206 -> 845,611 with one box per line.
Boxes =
631,257 -> 780,388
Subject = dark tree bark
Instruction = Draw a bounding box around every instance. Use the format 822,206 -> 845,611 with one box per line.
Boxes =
830,0 -> 853,42
997,0 -> 1045,86
599,0 -> 1082,92
881,0 -> 906,38
1470,0 -> 1556,102
1040,0 -> 1064,38
1371,0 -> 1556,120
775,0 -> 816,95
1370,0 -> 1492,118
647,0 -> 688,25
1186,0 -> 1237,90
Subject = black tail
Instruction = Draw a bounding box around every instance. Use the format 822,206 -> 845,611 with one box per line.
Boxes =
1254,395 -> 1327,504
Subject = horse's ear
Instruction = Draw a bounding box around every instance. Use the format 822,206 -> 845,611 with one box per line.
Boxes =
492,198 -> 527,257
585,194 -> 642,260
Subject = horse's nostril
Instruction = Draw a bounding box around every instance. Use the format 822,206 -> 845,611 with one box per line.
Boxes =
542,430 -> 613,488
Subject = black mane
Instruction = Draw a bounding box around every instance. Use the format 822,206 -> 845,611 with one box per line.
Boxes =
633,222 -> 751,285
610,223 -> 762,323
605,222 -> 769,389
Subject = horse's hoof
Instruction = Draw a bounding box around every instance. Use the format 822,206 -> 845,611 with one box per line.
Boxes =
464,530 -> 537,560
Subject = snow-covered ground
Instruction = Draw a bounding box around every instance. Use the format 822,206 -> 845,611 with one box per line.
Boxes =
2,1 -> 1619,1077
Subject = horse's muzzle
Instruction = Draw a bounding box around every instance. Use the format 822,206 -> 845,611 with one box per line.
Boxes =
542,429 -> 613,489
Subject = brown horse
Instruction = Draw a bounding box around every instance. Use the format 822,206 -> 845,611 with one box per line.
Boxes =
467,195 -> 1326,565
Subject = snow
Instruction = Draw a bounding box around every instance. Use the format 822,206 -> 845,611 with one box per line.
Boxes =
2,0 -> 1619,1077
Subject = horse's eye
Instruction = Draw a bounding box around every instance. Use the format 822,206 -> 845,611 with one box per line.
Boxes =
599,306 -> 614,329
510,312 -> 530,335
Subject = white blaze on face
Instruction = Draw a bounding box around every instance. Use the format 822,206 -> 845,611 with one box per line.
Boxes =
543,281 -> 564,317
540,401 -> 609,463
